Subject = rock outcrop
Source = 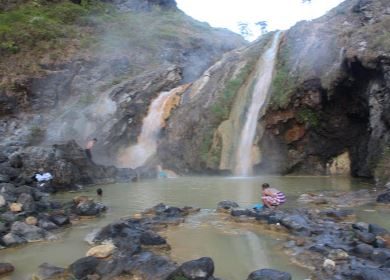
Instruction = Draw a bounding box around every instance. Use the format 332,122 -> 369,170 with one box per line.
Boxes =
258,0 -> 390,180
157,0 -> 390,183
34,203 -> 296,280
0,0 -> 246,177
159,34 -> 275,172
219,200 -> 390,280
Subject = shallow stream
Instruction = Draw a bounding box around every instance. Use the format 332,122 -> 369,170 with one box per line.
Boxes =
0,176 -> 388,280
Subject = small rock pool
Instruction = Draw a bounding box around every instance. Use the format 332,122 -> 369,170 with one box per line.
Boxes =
0,175 -> 388,279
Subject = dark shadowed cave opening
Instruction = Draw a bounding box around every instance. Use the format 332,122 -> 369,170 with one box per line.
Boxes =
256,58 -> 385,178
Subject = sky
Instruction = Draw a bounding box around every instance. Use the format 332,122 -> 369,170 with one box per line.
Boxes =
176,0 -> 345,40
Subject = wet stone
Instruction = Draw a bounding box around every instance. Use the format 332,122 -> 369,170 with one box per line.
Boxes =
217,200 -> 239,211
369,224 -> 389,236
140,230 -> 166,246
37,263 -> 66,280
69,256 -> 100,280
123,251 -> 177,279
168,257 -> 214,280
247,268 -> 292,280
49,214 -> 70,226
371,248 -> 390,264
355,231 -> 376,244
2,232 -> 27,246
354,243 -> 374,258
0,263 -> 14,276
377,191 -> 390,203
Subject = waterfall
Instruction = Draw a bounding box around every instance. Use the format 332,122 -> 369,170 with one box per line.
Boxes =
117,90 -> 175,168
234,32 -> 281,176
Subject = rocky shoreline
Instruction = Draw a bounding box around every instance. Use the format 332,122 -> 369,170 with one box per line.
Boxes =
0,187 -> 381,280
31,203 -> 295,280
0,139 -> 146,277
217,188 -> 390,280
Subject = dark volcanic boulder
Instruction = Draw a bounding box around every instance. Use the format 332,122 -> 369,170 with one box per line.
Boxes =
354,243 -> 374,258
377,191 -> 390,203
36,263 -> 66,280
2,232 -> 27,246
280,215 -> 310,232
140,230 -> 166,246
247,269 -> 292,280
123,252 -> 177,280
38,218 -> 59,231
69,256 -> 100,279
49,213 -> 70,226
0,263 -> 14,276
217,201 -> 239,211
17,193 -> 36,213
351,267 -> 390,280
74,200 -> 106,216
369,224 -> 389,236
355,230 -> 376,244
168,257 -> 214,280
10,221 -> 49,242
18,140 -> 124,188
370,248 -> 390,264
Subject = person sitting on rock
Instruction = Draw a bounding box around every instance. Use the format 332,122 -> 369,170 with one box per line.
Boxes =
85,138 -> 97,162
261,183 -> 286,209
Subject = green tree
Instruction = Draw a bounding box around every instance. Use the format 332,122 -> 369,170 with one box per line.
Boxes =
255,21 -> 268,35
237,21 -> 252,40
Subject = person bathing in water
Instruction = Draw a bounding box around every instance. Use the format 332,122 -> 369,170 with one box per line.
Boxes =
261,183 -> 286,209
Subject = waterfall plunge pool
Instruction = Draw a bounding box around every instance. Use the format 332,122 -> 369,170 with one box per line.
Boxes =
0,176 -> 388,280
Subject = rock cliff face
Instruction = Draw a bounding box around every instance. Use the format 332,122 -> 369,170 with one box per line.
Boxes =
2,0 -> 390,184
158,34 -> 275,173
160,0 -> 390,183
259,0 -> 390,181
0,0 -> 246,174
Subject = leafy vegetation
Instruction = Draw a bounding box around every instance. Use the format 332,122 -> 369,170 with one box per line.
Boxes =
296,107 -> 319,128
200,129 -> 214,163
357,16 -> 390,53
211,60 -> 256,122
0,0 -> 109,55
269,44 -> 296,109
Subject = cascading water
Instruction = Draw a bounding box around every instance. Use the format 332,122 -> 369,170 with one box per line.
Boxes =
234,32 -> 281,176
118,85 -> 187,168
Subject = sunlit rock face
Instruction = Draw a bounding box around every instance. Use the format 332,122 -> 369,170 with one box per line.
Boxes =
159,0 -> 390,182
158,34 -> 277,173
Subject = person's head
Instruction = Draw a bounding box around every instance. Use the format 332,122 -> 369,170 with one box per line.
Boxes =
262,183 -> 270,190
97,188 -> 103,196
93,138 -> 97,142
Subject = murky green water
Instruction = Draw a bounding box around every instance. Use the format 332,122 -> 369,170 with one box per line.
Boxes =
0,176 -> 388,280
